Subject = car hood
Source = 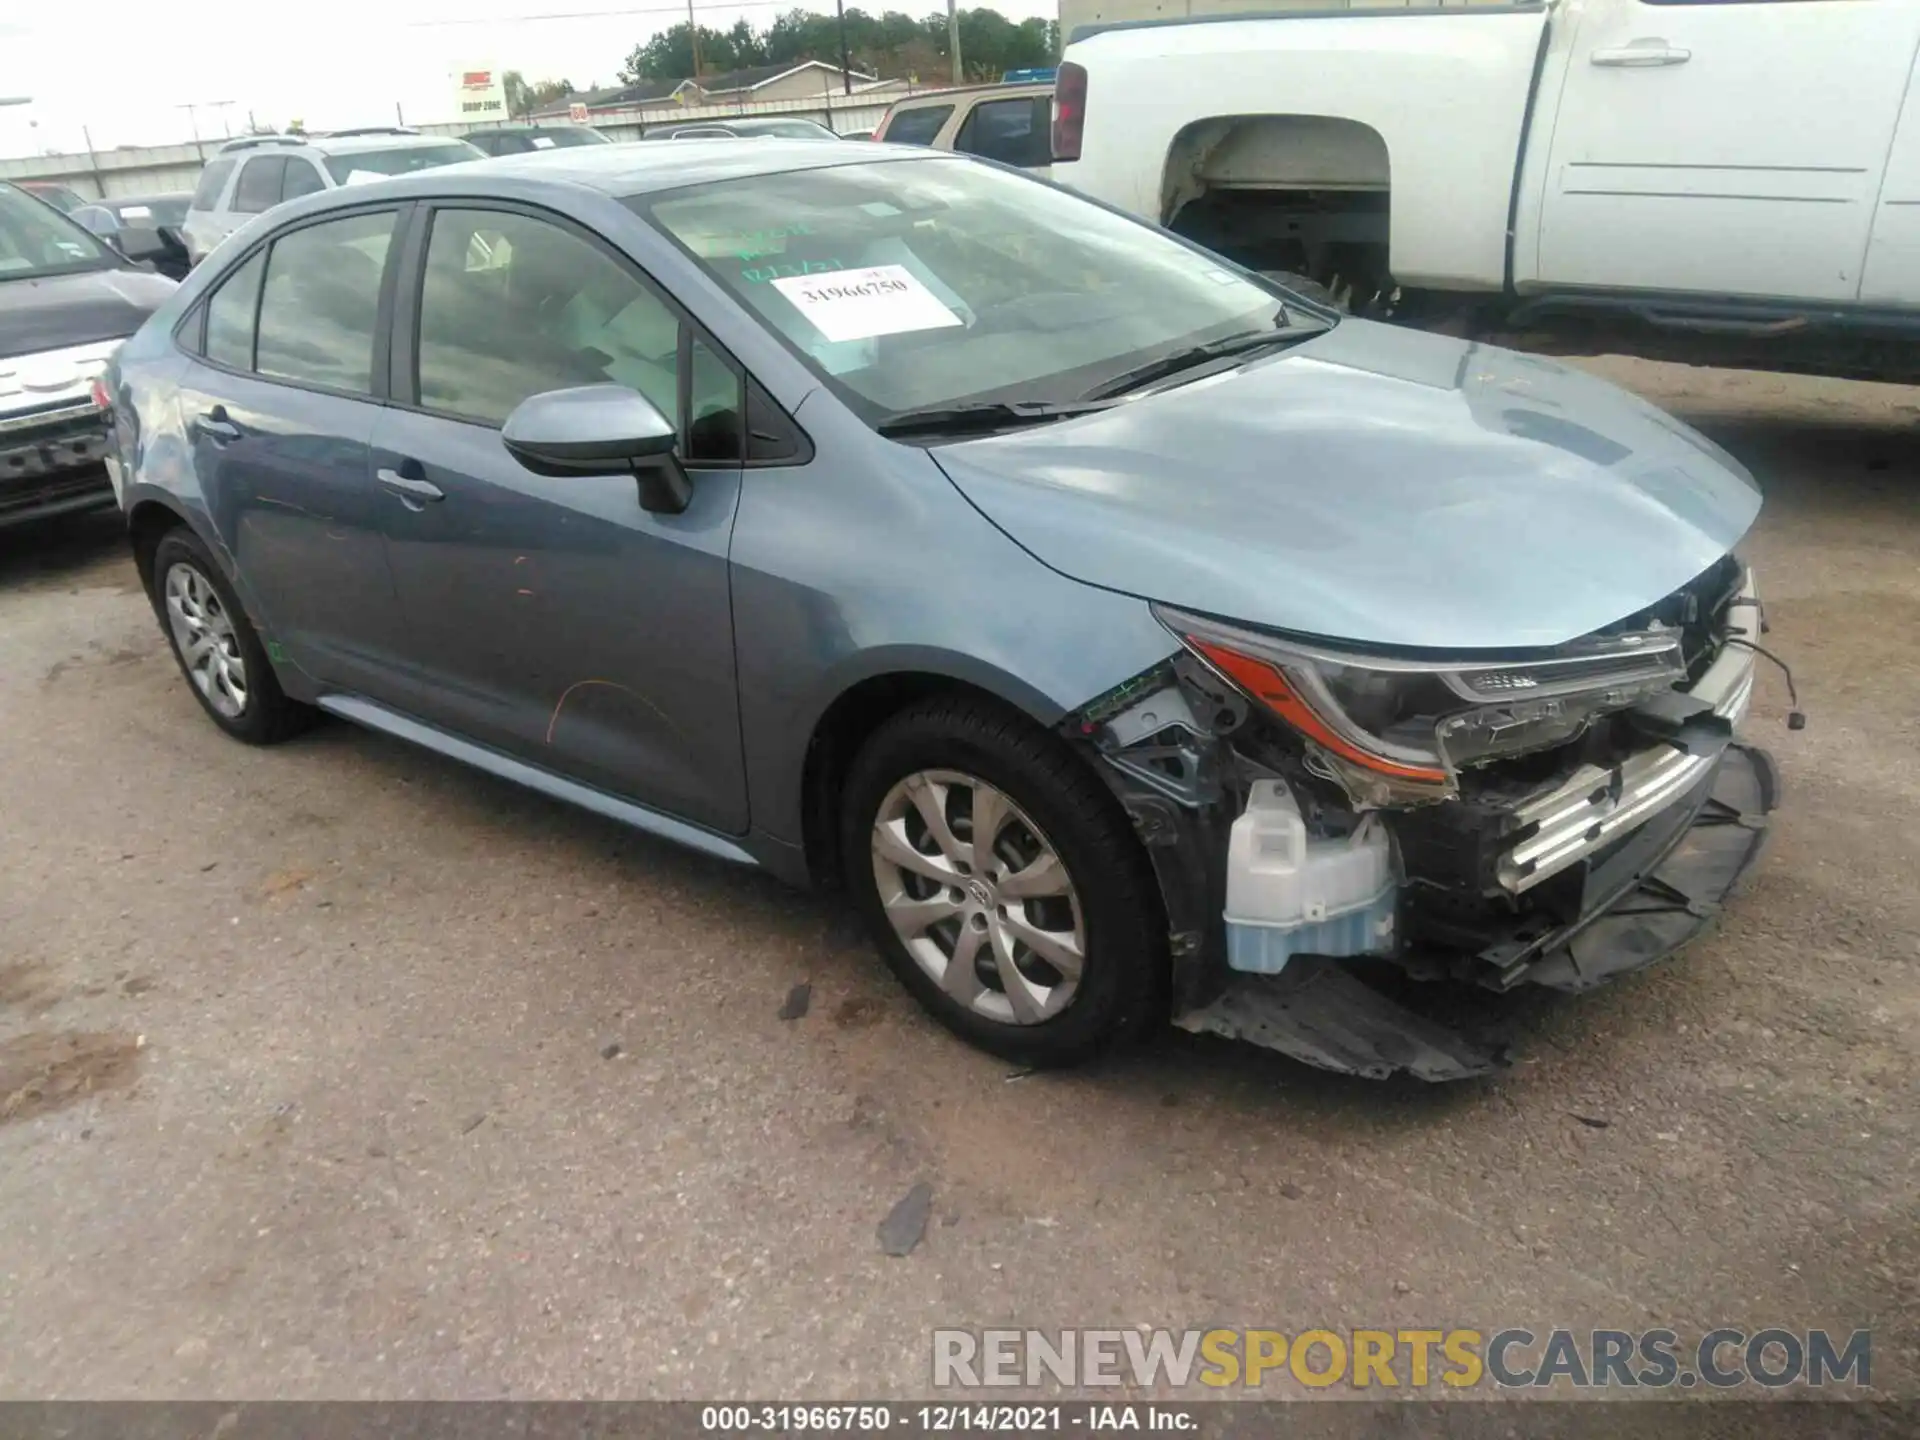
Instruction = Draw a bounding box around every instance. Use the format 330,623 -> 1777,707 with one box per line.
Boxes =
930,321 -> 1762,651
0,267 -> 177,361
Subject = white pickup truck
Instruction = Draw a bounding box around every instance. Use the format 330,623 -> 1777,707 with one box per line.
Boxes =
1053,0 -> 1920,383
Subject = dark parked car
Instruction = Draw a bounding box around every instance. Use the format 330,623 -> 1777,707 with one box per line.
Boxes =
19,180 -> 86,215
465,124 -> 611,156
1,181 -> 177,528
103,143 -> 1780,1080
70,194 -> 194,281
641,116 -> 839,140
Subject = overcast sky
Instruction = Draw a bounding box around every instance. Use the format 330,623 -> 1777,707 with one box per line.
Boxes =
0,0 -> 1057,158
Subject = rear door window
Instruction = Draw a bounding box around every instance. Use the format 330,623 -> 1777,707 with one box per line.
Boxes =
255,210 -> 399,394
190,159 -> 236,211
881,105 -> 952,147
232,156 -> 288,214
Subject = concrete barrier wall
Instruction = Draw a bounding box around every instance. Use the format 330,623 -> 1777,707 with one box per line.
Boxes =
0,95 -> 904,201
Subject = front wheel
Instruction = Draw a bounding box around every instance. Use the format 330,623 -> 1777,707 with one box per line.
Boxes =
840,696 -> 1167,1067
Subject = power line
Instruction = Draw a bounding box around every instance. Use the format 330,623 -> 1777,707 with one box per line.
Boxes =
403,1 -> 798,25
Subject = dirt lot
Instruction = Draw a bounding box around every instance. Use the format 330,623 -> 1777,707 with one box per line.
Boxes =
0,358 -> 1914,1400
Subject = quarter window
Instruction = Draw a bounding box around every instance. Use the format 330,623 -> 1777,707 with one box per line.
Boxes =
280,160 -> 327,202
954,98 -> 1051,168
232,156 -> 288,214
255,210 -> 397,395
203,249 -> 266,370
414,207 -> 741,461
191,158 -> 236,211
881,105 -> 952,147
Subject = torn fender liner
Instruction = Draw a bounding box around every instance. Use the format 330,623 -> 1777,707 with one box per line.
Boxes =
1524,743 -> 1777,993
1175,960 -> 1507,1083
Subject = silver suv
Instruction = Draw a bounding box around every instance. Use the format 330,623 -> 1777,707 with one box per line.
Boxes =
180,129 -> 483,264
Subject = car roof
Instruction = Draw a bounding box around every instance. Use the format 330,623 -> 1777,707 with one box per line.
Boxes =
716,117 -> 834,133
309,132 -> 476,155
891,81 -> 1054,106
112,193 -> 191,207
353,138 -> 942,200
478,124 -> 595,135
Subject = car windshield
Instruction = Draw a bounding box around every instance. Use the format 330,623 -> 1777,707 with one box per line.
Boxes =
0,183 -> 115,279
323,142 -> 483,184
638,156 -> 1314,422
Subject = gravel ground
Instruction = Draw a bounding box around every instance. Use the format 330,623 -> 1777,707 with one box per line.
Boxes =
0,358 -> 1913,1400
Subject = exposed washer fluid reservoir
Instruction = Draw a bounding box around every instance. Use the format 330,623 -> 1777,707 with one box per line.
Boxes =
1224,779 -> 1396,975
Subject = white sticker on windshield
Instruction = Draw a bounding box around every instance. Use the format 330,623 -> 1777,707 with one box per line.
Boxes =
344,169 -> 385,186
121,205 -> 152,219
771,264 -> 962,343
531,136 -> 556,149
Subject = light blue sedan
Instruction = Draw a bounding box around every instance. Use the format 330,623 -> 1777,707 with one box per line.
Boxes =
101,141 -> 1779,1080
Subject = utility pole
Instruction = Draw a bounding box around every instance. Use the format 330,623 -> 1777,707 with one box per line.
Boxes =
946,0 -> 963,85
175,100 -> 235,160
81,125 -> 105,199
837,0 -> 853,95
687,0 -> 702,80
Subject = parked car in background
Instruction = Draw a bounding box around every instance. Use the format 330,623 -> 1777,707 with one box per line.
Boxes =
105,142 -> 1778,1083
70,194 -> 193,281
465,124 -> 610,156
641,116 -> 839,141
1057,0 -> 1920,384
181,129 -> 485,265
872,81 -> 1053,173
1,180 -> 176,528
72,193 -> 192,233
19,181 -> 86,216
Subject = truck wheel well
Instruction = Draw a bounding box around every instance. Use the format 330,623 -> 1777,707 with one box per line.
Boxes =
800,673 -> 1048,890
1161,114 -> 1394,314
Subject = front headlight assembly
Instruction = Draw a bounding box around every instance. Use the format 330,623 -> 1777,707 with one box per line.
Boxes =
1159,605 -> 1687,806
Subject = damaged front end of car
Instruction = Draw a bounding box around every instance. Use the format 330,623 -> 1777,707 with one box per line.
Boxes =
1062,554 -> 1782,1082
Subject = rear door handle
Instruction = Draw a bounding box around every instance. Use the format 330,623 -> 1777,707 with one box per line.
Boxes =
192,406 -> 241,443
1591,41 -> 1691,67
376,466 -> 444,509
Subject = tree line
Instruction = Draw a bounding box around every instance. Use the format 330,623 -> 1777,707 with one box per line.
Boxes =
617,7 -> 1060,89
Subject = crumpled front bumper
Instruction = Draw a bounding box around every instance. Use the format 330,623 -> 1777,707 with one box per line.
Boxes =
1174,743 -> 1778,1082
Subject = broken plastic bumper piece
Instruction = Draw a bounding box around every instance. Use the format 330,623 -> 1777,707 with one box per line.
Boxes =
1175,744 -> 1777,1081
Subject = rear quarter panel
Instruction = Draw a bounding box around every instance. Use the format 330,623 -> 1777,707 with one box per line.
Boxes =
1058,6 -> 1549,290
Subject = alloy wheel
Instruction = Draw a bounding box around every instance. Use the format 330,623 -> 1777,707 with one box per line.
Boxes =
163,561 -> 249,719
869,768 -> 1086,1026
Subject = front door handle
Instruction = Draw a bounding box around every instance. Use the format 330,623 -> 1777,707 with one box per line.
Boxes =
1591,40 -> 1691,67
192,406 -> 241,443
376,466 -> 444,510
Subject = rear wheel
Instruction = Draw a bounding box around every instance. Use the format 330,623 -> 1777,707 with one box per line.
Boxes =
150,528 -> 312,745
841,696 -> 1167,1067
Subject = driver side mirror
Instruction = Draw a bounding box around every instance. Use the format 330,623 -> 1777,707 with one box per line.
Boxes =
502,384 -> 693,515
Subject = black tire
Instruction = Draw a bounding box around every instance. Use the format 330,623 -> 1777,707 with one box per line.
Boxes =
149,527 -> 312,745
840,695 -> 1168,1068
